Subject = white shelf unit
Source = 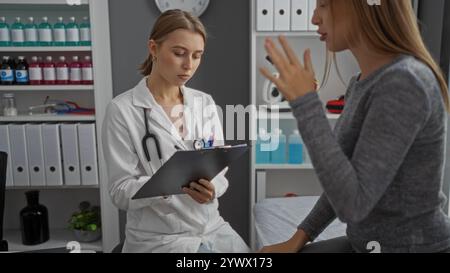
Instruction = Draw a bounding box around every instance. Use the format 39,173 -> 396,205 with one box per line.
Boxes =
4,228 -> 102,252
249,0 -> 360,250
257,110 -> 340,120
0,46 -> 91,52
6,185 -> 99,190
255,164 -> 314,170
255,32 -> 319,37
0,85 -> 93,91
0,114 -> 95,122
0,0 -> 119,253
9,0 -> 89,5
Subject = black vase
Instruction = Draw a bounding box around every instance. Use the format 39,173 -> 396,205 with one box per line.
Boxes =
20,191 -> 50,245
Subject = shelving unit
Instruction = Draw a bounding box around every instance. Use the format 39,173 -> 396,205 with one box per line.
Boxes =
10,0 -> 89,4
0,46 -> 91,52
0,0 -> 119,253
257,110 -> 340,120
255,32 -> 319,37
0,114 -> 95,122
4,228 -> 102,252
0,85 -> 93,91
249,0 -> 359,250
6,185 -> 99,190
255,163 -> 314,170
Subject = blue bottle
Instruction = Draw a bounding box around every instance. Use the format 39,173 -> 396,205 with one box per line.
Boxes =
270,129 -> 287,164
66,17 -> 80,46
38,17 -> 53,46
79,16 -> 91,46
256,128 -> 271,164
11,17 -> 25,47
24,17 -> 39,47
53,17 -> 66,46
15,56 -> 29,85
0,56 -> 15,85
0,17 -> 11,46
288,130 -> 304,164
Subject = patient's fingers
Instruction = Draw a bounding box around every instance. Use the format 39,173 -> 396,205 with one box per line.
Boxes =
260,67 -> 282,87
304,49 -> 314,74
279,36 -> 302,68
265,38 -> 289,75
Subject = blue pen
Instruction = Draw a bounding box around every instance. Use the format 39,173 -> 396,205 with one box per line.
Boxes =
207,134 -> 214,148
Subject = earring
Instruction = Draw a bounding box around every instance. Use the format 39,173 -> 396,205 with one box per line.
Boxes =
152,56 -> 157,62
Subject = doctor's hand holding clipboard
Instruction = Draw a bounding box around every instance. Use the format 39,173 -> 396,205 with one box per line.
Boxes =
102,10 -> 250,253
182,179 -> 215,204
132,144 -> 249,200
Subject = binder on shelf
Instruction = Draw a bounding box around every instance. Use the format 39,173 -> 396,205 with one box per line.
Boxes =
274,0 -> 291,31
291,0 -> 308,31
42,124 -> 64,186
77,123 -> 99,186
25,124 -> 46,186
8,125 -> 30,187
0,125 -> 13,187
60,124 -> 81,186
308,0 -> 318,31
256,0 -> 274,31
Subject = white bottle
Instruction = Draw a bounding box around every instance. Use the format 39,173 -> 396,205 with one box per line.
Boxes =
38,17 -> 53,46
79,16 -> 91,46
288,130 -> 304,164
0,17 -> 11,46
66,17 -> 80,46
53,17 -> 66,46
11,17 -> 25,46
24,17 -> 38,46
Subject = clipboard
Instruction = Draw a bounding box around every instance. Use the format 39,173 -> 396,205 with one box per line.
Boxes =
132,144 -> 249,200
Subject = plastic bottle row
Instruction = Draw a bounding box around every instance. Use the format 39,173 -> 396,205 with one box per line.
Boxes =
256,128 -> 311,165
0,55 -> 93,85
0,16 -> 91,47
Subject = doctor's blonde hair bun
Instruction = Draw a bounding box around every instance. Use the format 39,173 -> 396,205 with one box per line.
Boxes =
140,9 -> 208,76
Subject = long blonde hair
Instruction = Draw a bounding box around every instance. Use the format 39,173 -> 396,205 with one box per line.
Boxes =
323,0 -> 449,112
139,9 -> 207,76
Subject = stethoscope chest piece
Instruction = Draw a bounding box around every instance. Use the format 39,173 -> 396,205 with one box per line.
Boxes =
193,139 -> 206,151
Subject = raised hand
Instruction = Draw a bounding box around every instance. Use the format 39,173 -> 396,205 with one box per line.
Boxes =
260,36 -> 318,102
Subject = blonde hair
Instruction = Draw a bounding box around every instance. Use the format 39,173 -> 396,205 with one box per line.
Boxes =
323,0 -> 449,111
139,9 -> 207,76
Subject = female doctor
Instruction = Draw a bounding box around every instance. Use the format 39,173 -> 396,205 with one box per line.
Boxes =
102,10 -> 249,253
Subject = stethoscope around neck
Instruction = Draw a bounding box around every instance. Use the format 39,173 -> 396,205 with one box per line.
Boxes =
142,108 -> 163,164
141,108 -> 210,165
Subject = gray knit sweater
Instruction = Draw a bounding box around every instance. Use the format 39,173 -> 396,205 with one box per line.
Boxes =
291,55 -> 450,253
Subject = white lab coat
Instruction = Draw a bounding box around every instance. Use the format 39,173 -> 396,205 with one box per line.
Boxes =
102,78 -> 249,253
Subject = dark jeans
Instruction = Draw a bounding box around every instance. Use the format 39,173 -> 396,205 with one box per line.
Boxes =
299,236 -> 355,253
299,236 -> 450,253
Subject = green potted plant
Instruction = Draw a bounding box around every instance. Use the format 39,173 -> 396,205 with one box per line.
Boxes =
68,201 -> 101,242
